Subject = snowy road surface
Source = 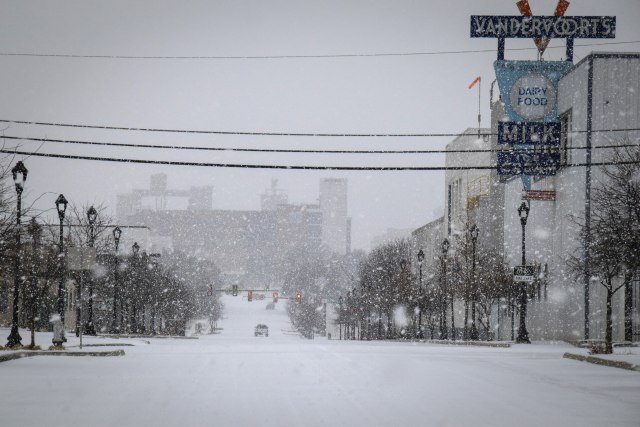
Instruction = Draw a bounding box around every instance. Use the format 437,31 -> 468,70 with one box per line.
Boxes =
1,295 -> 639,427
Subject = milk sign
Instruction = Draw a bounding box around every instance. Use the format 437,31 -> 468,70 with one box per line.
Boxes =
494,60 -> 573,123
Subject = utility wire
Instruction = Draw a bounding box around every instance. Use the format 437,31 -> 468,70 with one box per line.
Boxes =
0,119 -> 485,138
0,40 -> 637,60
1,118 -> 639,139
2,149 -> 638,171
1,134 -> 638,155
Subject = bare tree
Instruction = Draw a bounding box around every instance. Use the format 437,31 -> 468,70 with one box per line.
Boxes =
568,144 -> 640,353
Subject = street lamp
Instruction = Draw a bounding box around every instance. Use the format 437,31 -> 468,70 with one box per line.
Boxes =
85,205 -> 98,336
55,194 -> 68,343
516,202 -> 531,344
7,161 -> 28,347
110,226 -> 122,334
417,249 -> 425,339
469,224 -> 480,341
440,238 -> 449,340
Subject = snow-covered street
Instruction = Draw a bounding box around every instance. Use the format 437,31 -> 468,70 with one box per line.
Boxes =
1,295 -> 639,427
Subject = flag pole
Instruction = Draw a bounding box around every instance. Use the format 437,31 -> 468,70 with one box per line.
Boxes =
468,76 -> 482,139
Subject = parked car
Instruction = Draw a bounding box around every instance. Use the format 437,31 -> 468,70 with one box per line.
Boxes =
255,324 -> 269,337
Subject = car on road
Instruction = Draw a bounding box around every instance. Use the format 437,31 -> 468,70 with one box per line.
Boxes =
254,324 -> 269,337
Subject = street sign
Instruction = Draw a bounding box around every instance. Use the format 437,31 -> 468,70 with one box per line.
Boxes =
498,122 -> 560,145
522,190 -> 556,201
497,151 -> 560,176
514,265 -> 536,282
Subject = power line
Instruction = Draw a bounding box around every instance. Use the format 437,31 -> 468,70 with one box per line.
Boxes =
2,148 -> 638,171
0,119 -> 484,138
0,40 -> 637,60
2,134 -> 638,155
1,118 -> 639,139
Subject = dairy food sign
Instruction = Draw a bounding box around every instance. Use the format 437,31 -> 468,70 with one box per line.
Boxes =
509,74 -> 556,120
494,60 -> 572,123
470,16 -> 616,39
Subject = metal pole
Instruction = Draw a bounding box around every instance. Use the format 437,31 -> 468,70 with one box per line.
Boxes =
418,264 -> 423,339
583,56 -> 594,341
7,188 -> 23,347
470,235 -> 479,340
111,240 -> 119,333
441,256 -> 448,340
477,77 -> 482,140
57,213 -> 66,342
451,287 -> 456,341
516,213 -> 531,344
86,221 -> 96,335
79,271 -> 84,349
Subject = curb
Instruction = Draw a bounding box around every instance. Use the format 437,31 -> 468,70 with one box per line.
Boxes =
99,334 -> 197,340
563,352 -> 640,372
426,339 -> 511,348
0,349 -> 125,363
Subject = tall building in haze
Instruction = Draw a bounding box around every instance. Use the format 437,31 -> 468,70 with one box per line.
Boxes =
319,178 -> 349,255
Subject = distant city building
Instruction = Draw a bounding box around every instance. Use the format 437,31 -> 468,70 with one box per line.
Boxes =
319,178 -> 349,255
261,179 -> 288,211
117,176 -> 346,289
116,173 -> 212,219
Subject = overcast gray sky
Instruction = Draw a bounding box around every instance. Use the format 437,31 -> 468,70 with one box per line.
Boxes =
1,0 -> 638,250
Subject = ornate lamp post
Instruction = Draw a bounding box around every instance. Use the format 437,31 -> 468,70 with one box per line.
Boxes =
440,238 -> 449,340
7,161 -> 28,347
516,202 -> 531,344
469,224 -> 480,341
417,249 -> 425,339
55,194 -> 68,342
110,226 -> 122,334
85,205 -> 97,336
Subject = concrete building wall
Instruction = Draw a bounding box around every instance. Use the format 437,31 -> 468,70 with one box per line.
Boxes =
444,128 -> 491,238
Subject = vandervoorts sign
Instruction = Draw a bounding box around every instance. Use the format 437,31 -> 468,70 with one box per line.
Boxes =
470,15 -> 615,39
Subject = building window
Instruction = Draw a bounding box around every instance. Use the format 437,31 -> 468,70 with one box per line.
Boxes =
447,178 -> 463,234
560,109 -> 572,165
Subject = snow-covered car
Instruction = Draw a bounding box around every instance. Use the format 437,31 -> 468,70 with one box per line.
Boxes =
254,324 -> 269,337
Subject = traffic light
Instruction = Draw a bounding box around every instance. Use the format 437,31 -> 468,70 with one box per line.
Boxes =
295,292 -> 301,303
273,292 -> 279,303
248,291 -> 253,302
232,284 -> 238,296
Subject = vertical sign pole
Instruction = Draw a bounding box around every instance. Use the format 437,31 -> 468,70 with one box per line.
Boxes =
583,56 -> 594,341
477,78 -> 482,140
497,38 -> 505,61
566,38 -> 574,62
